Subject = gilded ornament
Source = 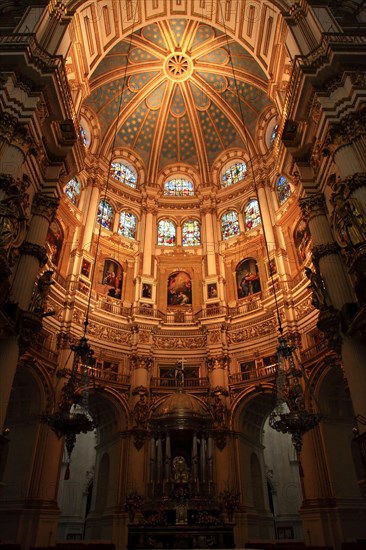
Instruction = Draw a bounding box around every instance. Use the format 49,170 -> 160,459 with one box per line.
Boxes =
299,194 -> 326,221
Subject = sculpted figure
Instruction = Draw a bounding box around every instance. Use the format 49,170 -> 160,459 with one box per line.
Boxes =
332,193 -> 366,248
30,270 -> 54,314
305,267 -> 329,310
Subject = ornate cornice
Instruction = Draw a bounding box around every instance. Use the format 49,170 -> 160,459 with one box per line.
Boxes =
324,109 -> 366,157
31,193 -> 59,222
0,113 -> 36,156
299,194 -> 327,221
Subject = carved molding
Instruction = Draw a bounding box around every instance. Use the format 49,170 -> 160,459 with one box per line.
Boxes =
312,242 -> 340,261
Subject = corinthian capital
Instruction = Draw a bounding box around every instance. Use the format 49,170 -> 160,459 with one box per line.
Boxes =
31,193 -> 59,222
299,194 -> 326,221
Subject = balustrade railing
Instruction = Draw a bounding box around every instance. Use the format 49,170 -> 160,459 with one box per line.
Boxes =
229,364 -> 277,385
151,377 -> 209,389
77,364 -> 130,386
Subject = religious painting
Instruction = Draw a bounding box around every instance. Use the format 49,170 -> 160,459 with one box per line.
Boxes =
294,218 -> 311,264
81,259 -> 91,279
102,259 -> 122,299
267,258 -> 277,277
167,271 -> 192,306
236,259 -> 261,298
207,282 -> 218,299
141,282 -> 152,299
46,219 -> 63,266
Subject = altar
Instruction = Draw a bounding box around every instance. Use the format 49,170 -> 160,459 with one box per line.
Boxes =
127,524 -> 235,549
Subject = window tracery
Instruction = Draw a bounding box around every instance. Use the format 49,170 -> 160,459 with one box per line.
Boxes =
221,162 -> 247,188
221,211 -> 240,240
244,199 -> 261,230
118,211 -> 137,239
164,178 -> 194,196
158,220 -> 176,246
110,161 -> 137,188
182,220 -> 201,246
97,200 -> 114,230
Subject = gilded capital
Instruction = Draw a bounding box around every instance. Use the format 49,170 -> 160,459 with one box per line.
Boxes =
20,242 -> 48,266
344,172 -> 366,194
312,242 -> 340,261
31,193 -> 59,222
299,194 -> 326,221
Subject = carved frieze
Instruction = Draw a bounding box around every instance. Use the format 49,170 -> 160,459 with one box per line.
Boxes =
227,318 -> 276,343
153,335 -> 206,349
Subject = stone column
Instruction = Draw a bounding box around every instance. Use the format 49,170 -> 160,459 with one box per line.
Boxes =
202,206 -> 217,276
256,180 -> 276,254
300,193 -> 366,430
207,433 -> 213,484
150,434 -> 156,483
81,183 -> 100,252
192,433 -> 198,482
299,194 -> 354,311
156,433 -> 163,484
142,207 -> 155,276
200,435 -> 207,484
12,193 -> 59,310
130,356 -> 151,388
164,432 -> 171,481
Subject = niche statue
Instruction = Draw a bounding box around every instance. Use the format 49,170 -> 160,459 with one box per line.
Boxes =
305,267 -> 329,310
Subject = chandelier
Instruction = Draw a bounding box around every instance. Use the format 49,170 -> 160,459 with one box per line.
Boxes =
217,4 -> 322,455
42,331 -> 96,475
269,333 -> 322,453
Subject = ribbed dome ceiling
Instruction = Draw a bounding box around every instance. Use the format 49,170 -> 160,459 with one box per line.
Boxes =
85,19 -> 273,180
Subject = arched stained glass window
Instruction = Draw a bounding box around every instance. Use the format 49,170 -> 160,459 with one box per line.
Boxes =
118,211 -> 137,240
270,124 -> 279,148
221,211 -> 240,240
110,161 -> 137,188
276,175 -> 291,206
182,220 -> 201,246
164,178 -> 194,196
97,200 -> 113,230
80,126 -> 87,146
157,220 -> 176,246
65,177 -> 81,205
221,162 -> 247,188
244,199 -> 261,230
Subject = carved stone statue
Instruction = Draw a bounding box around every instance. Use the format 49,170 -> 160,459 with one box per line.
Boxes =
133,393 -> 149,427
213,395 -> 227,426
305,267 -> 329,310
30,270 -> 54,314
332,193 -> 366,248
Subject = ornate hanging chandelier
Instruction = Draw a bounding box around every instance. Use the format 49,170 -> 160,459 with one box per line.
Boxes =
269,333 -> 322,453
41,332 -> 96,471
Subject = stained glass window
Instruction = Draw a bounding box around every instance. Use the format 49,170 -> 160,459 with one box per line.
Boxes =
110,161 -> 137,188
221,211 -> 240,240
118,211 -> 137,239
65,177 -> 81,205
221,162 -> 247,188
244,199 -> 261,230
270,124 -> 279,148
164,178 -> 194,196
157,220 -> 176,246
182,220 -> 201,246
97,200 -> 113,230
276,175 -> 291,206
80,126 -> 87,146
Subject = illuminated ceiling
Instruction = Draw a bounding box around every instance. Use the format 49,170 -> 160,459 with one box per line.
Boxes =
84,19 -> 274,179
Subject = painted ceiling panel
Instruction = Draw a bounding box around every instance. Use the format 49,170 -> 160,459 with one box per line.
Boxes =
85,19 -> 273,179
179,113 -> 198,166
141,23 -> 167,48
